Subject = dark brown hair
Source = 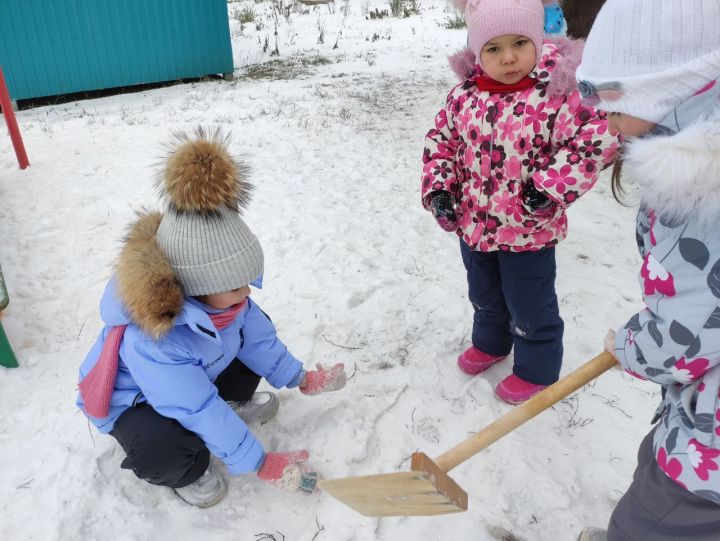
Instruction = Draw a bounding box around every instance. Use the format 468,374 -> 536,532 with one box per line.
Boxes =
561,0 -> 607,40
610,156 -> 631,206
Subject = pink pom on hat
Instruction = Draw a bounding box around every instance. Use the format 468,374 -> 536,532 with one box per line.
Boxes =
457,0 -> 545,67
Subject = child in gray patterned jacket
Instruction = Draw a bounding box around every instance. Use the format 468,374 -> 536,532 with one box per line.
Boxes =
575,1 -> 720,540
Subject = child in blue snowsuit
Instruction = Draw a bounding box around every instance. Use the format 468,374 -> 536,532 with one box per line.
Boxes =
77,128 -> 346,507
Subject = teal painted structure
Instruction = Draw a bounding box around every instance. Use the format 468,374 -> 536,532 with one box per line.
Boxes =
0,0 -> 234,101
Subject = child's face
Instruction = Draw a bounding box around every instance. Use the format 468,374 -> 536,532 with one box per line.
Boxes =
607,113 -> 656,138
480,34 -> 537,84
198,285 -> 251,310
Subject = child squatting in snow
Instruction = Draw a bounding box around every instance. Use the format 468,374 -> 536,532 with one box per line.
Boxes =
76,128 -> 347,508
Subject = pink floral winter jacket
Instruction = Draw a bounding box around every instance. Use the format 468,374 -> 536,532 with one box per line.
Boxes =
422,41 -> 619,251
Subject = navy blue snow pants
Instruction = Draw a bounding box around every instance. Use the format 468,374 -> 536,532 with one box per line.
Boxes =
460,239 -> 564,385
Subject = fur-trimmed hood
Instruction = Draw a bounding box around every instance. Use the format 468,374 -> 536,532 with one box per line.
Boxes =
447,37 -> 585,98
107,210 -> 184,339
624,105 -> 720,224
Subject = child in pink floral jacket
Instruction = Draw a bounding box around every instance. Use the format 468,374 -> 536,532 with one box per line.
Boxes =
421,0 -> 618,404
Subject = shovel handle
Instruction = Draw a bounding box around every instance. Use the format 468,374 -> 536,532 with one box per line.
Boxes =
434,351 -> 618,473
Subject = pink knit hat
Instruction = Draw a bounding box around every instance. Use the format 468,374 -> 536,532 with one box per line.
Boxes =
458,0 -> 545,66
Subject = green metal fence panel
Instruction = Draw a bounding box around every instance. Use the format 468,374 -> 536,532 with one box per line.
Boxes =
0,323 -> 18,369
0,266 -> 18,368
0,265 -> 8,312
0,0 -> 234,100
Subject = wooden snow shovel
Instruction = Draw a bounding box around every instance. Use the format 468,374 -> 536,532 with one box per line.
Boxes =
319,351 -> 617,517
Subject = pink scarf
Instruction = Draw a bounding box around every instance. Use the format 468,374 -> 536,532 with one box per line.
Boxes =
79,301 -> 246,418
207,301 -> 245,330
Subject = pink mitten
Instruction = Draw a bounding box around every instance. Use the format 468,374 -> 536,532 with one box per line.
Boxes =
257,450 -> 319,495
300,363 -> 347,395
435,216 -> 458,232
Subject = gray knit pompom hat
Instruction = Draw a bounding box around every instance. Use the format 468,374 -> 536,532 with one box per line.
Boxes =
155,127 -> 264,297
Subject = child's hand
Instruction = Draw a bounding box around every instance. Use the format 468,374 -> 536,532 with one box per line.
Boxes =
522,182 -> 555,217
430,191 -> 458,232
257,450 -> 320,495
604,329 -> 622,368
300,363 -> 347,395
604,328 -> 616,354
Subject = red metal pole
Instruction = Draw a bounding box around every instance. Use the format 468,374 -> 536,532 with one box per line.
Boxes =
0,66 -> 29,170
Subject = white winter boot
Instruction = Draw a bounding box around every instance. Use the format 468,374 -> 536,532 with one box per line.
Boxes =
228,391 -> 279,425
173,462 -> 227,508
578,527 -> 608,541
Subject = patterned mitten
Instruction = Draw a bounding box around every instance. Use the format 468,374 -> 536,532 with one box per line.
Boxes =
522,182 -> 555,217
300,363 -> 347,396
429,191 -> 458,232
257,450 -> 319,495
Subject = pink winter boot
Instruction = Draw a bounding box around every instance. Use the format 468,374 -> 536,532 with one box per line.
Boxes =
495,374 -> 547,404
457,346 -> 506,375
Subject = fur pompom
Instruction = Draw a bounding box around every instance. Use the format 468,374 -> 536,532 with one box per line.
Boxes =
449,48 -> 478,81
546,37 -> 584,98
159,126 -> 252,213
115,210 -> 184,338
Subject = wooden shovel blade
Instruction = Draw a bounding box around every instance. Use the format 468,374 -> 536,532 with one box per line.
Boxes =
318,453 -> 468,517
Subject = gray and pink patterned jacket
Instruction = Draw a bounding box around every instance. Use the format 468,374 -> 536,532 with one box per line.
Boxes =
614,105 -> 720,505
421,40 -> 619,251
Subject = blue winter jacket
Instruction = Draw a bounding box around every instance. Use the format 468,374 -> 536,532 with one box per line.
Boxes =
77,278 -> 304,474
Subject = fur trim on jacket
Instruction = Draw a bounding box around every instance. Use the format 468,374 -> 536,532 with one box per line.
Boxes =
114,210 -> 184,339
624,106 -> 720,226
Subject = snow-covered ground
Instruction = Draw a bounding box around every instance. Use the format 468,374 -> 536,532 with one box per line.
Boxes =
0,2 -> 659,539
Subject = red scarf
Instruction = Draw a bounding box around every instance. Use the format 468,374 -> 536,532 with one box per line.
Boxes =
475,74 -> 537,94
79,300 -> 246,419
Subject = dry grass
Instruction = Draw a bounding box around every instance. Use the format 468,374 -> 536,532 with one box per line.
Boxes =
239,55 -> 333,80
